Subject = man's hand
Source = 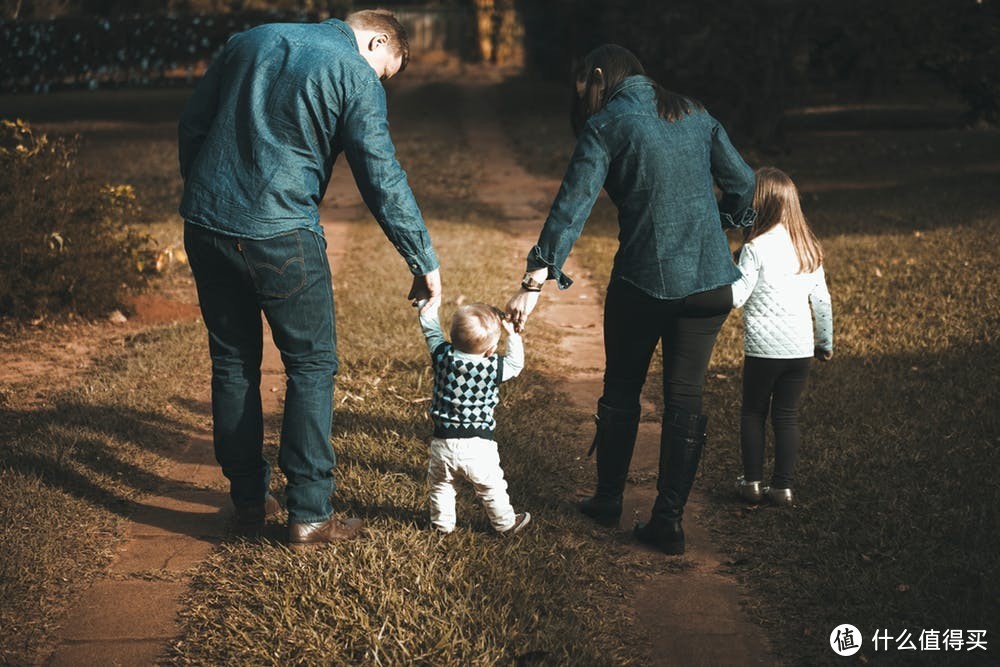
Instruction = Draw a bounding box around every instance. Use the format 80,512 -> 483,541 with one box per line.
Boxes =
409,268 -> 441,315
505,288 -> 541,333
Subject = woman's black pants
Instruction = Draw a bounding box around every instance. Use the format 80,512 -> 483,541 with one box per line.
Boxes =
601,279 -> 731,416
740,356 -> 811,488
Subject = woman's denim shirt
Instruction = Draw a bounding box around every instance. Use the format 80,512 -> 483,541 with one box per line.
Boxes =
178,19 -> 437,276
527,76 -> 755,299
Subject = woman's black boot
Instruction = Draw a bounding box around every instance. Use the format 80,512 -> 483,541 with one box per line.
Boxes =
579,400 -> 641,526
634,411 -> 708,554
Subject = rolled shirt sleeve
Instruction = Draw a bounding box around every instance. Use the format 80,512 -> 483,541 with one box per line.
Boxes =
710,119 -> 756,229
526,124 -> 610,289
341,79 -> 439,276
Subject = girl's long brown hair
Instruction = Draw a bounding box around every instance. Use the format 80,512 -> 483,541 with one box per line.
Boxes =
748,167 -> 823,273
571,44 -> 702,136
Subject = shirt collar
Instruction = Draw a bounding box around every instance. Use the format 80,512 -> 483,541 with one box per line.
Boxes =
606,75 -> 654,105
323,18 -> 358,48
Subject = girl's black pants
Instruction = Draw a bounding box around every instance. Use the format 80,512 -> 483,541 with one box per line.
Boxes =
740,355 -> 812,488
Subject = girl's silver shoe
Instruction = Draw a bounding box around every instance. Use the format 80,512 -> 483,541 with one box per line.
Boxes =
764,486 -> 795,506
735,476 -> 763,503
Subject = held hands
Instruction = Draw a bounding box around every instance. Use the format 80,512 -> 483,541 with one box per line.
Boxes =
499,313 -> 517,337
814,347 -> 833,362
505,288 -> 541,333
409,268 -> 442,315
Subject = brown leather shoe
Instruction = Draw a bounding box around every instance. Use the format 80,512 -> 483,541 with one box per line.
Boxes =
288,515 -> 366,547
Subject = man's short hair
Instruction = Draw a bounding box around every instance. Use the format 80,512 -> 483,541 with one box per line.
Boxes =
450,304 -> 502,355
345,9 -> 410,73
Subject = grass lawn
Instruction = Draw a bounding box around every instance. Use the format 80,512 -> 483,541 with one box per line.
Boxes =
1,72 -> 996,666
497,76 -> 1000,665
0,320 -> 213,663
162,79 -> 650,664
0,80 -> 644,665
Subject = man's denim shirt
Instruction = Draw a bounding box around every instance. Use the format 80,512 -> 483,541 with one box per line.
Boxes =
178,19 -> 437,275
527,76 -> 755,299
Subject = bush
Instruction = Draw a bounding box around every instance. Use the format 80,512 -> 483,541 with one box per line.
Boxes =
0,119 -> 152,319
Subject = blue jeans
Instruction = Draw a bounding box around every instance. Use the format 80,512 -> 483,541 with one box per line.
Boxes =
184,222 -> 338,523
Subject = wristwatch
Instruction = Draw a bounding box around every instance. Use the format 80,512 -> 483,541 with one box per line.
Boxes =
521,273 -> 544,292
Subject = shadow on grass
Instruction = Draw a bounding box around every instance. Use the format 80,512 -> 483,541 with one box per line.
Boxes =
697,342 -> 998,664
0,399 -> 233,541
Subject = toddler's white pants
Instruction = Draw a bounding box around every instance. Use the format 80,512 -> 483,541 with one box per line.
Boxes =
427,436 -> 516,533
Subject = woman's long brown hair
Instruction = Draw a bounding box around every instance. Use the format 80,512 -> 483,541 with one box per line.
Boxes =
748,167 -> 823,273
571,44 -> 702,136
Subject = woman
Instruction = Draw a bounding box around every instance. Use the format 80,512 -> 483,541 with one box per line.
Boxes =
506,44 -> 755,555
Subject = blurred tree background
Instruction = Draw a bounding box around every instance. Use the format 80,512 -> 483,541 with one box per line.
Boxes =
518,0 -> 999,145
1,0 -> 997,142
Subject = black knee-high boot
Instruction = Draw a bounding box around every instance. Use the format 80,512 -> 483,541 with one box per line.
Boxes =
578,400 -> 641,526
634,411 -> 707,554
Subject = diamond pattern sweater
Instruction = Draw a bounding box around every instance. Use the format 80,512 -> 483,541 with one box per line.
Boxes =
419,308 -> 523,438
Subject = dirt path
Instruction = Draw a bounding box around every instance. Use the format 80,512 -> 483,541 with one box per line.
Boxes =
40,170 -> 361,667
460,79 -> 777,666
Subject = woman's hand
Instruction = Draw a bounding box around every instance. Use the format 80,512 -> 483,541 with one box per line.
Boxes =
505,288 -> 541,333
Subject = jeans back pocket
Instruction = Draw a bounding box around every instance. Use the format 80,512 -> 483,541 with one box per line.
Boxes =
241,230 -> 307,299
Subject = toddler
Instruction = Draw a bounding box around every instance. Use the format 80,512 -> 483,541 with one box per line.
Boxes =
731,167 -> 834,505
417,301 -> 530,534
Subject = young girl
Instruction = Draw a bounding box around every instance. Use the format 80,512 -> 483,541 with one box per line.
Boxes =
731,167 -> 834,505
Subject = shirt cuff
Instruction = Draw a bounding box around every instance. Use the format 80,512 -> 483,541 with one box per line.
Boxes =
526,245 -> 573,290
721,207 -> 757,229
403,246 -> 440,276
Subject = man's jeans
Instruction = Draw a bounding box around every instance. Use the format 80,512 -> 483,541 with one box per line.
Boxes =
184,222 -> 338,523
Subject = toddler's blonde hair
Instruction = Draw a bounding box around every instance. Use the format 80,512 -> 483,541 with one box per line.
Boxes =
450,303 -> 502,355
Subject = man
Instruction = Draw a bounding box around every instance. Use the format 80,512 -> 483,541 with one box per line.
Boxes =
178,9 -> 441,546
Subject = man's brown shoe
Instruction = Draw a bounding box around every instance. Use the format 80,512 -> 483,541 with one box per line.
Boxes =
288,515 -> 366,547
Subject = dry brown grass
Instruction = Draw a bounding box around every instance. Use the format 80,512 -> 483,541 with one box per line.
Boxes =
166,77 -> 643,665
498,76 -> 1000,665
0,322 -> 212,664
0,80 -> 645,665
166,216 -> 644,665
3,71 -> 997,666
